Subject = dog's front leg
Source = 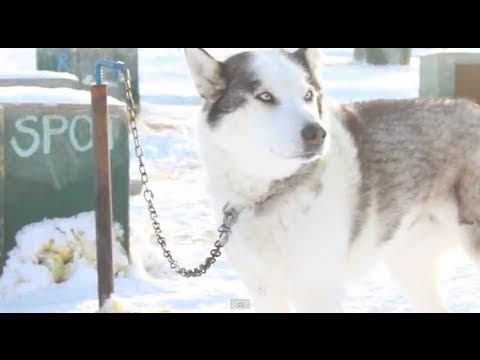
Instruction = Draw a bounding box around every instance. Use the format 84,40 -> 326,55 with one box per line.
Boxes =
290,280 -> 345,313
226,233 -> 292,313
249,283 -> 291,313
237,274 -> 291,313
288,241 -> 347,313
226,252 -> 292,312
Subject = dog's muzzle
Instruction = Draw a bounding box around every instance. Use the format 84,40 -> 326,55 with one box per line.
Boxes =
301,122 -> 327,156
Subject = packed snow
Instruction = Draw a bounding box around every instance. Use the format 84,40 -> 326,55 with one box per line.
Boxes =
0,86 -> 124,106
0,70 -> 78,80
0,48 -> 479,313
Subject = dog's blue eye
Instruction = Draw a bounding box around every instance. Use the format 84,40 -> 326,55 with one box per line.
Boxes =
304,90 -> 314,102
256,92 -> 275,103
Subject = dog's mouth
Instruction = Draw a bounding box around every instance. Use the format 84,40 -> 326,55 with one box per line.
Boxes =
289,152 -> 319,159
296,152 -> 322,163
271,149 -> 323,161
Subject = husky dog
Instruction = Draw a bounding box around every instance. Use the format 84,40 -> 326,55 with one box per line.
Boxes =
184,48 -> 480,313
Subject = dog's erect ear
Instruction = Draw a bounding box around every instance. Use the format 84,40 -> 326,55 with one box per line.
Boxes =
291,48 -> 323,90
184,48 -> 226,102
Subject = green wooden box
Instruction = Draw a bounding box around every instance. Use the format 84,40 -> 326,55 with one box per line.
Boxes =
36,48 -> 79,75
0,87 -> 130,272
36,48 -> 140,110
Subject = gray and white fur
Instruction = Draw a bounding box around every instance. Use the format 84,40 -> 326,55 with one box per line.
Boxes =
184,48 -> 480,313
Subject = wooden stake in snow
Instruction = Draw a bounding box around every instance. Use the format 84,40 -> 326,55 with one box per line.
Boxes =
91,83 -> 114,308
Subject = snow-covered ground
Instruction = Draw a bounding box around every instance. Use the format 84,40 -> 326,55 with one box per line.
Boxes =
0,48 -> 479,313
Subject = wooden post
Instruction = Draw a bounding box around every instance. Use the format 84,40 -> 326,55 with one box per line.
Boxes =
91,84 -> 114,308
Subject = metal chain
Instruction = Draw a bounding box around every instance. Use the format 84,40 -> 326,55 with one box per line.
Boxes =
121,68 -> 239,278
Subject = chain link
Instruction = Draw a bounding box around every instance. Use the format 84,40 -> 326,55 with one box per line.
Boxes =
121,68 -> 239,278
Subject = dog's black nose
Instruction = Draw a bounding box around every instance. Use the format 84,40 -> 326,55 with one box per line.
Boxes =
301,122 -> 327,151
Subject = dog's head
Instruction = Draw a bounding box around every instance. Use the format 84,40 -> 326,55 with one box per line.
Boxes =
185,48 -> 328,179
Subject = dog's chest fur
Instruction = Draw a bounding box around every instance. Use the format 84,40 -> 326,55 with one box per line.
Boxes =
222,128 -> 361,281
